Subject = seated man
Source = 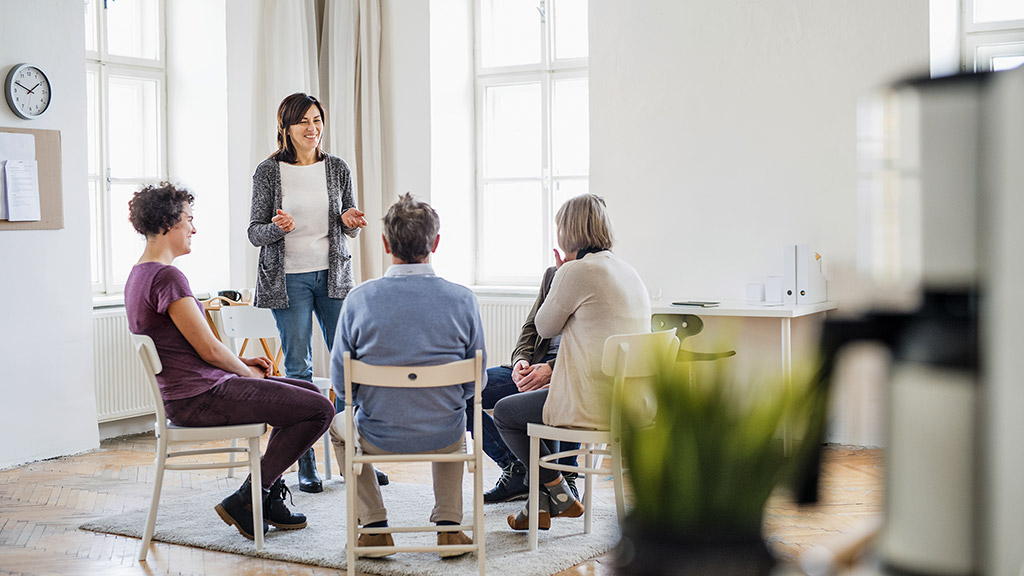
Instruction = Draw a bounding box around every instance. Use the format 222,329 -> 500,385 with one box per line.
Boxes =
329,193 -> 487,558
467,265 -> 579,503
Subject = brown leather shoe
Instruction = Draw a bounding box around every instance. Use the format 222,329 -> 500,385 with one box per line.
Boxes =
356,532 -> 395,558
437,531 -> 473,558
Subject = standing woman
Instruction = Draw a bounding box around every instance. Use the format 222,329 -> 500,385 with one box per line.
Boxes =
248,93 -> 368,493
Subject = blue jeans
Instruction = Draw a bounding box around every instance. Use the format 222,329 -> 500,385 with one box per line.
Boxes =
271,270 -> 344,384
467,356 -> 578,469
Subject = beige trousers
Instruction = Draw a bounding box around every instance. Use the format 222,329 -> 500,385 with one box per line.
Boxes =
329,412 -> 465,526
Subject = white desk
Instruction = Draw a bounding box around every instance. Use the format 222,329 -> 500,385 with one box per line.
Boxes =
652,300 -> 838,450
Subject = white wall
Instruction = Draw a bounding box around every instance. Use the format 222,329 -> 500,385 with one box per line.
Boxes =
0,0 -> 100,467
589,1 -> 930,303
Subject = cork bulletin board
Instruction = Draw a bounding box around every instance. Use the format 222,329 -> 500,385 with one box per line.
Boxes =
0,127 -> 63,230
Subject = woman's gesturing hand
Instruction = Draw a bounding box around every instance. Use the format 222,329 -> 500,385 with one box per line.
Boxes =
272,209 -> 295,232
342,207 -> 368,229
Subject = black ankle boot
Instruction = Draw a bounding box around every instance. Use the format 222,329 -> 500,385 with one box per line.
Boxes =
297,447 -> 323,493
214,478 -> 269,540
264,478 -> 307,530
484,460 -> 529,503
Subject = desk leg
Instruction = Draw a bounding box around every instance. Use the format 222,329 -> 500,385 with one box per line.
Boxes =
781,317 -> 792,455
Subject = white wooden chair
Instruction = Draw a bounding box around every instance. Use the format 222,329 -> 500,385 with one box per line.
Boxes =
130,333 -> 267,561
526,329 -> 679,550
218,304 -> 333,480
341,350 -> 485,576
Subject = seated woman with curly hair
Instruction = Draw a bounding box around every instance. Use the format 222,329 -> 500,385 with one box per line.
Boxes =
123,182 -> 336,541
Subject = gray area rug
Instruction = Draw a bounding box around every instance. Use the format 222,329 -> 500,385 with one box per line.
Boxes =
80,474 -> 620,575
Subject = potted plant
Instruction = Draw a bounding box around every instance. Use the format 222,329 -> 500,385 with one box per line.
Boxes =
614,357 -> 829,576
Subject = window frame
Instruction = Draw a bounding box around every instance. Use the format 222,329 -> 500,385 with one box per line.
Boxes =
85,0 -> 168,296
473,0 -> 588,286
962,0 -> 1024,71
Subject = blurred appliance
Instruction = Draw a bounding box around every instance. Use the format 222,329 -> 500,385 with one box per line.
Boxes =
817,66 -> 1024,575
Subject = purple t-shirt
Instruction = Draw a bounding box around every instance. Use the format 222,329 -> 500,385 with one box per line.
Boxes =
124,262 -> 235,401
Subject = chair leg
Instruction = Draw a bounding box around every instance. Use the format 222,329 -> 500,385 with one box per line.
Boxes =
474,447 -> 485,576
346,440 -> 357,575
584,446 -> 593,534
322,430 -> 332,481
611,439 -> 626,524
248,436 -> 264,551
528,434 -> 541,551
138,441 -> 168,562
228,438 -> 237,478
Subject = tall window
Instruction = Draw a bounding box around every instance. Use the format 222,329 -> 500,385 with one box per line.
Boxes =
85,0 -> 167,296
964,0 -> 1024,71
475,0 -> 588,285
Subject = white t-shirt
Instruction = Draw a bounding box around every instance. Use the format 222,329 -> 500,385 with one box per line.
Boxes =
280,161 -> 330,274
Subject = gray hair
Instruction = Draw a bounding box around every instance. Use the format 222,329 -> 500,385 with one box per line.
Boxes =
383,193 -> 440,263
555,194 -> 614,254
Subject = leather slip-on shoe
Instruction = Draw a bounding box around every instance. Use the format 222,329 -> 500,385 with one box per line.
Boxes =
437,531 -> 473,558
356,532 -> 396,557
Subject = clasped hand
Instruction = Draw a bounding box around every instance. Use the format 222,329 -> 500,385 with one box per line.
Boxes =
512,359 -> 553,392
243,356 -> 273,379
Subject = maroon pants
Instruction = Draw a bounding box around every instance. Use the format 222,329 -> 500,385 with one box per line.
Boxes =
164,376 -> 334,490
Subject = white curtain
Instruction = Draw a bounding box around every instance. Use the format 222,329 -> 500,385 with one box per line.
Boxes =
253,0 -> 321,165
320,0 -> 386,283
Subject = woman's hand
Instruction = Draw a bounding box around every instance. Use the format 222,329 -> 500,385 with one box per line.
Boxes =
272,209 -> 295,232
553,248 -> 576,268
342,207 -> 368,229
243,356 -> 273,379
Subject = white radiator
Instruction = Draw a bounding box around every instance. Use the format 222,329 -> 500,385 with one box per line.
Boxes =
93,307 -> 155,422
477,295 -> 535,368
91,296 -> 535,422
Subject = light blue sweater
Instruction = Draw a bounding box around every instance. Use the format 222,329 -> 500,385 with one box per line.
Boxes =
331,263 -> 487,453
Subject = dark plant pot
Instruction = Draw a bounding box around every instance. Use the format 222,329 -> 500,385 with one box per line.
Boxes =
614,519 -> 776,576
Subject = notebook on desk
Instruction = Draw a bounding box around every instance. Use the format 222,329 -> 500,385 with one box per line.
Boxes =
671,301 -> 720,308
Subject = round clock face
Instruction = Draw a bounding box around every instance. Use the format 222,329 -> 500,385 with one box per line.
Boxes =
5,64 -> 52,120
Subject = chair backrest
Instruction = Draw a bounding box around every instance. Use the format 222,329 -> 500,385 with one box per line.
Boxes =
218,305 -> 281,340
130,333 -> 169,427
601,329 -> 679,379
651,313 -> 703,342
343,351 -> 483,395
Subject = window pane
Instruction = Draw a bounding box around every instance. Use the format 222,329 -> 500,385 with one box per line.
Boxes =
974,0 -> 1024,23
480,181 -> 543,280
84,0 -> 98,53
552,78 -> 589,176
86,70 -> 99,176
106,0 -> 160,60
107,75 -> 161,178
480,0 -> 541,68
89,179 -> 102,287
484,83 -> 542,178
553,0 -> 588,60
993,54 -> 1024,70
552,179 -> 588,214
109,183 -> 147,287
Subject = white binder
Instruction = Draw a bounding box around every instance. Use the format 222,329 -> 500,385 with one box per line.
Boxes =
796,244 -> 827,304
783,245 -> 798,304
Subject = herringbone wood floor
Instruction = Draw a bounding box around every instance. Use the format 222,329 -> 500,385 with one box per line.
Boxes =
0,436 -> 882,576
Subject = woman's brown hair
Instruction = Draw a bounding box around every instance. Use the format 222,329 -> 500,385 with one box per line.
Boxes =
271,92 -> 326,164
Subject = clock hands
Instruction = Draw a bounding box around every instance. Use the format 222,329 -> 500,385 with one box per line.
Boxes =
13,81 -> 41,94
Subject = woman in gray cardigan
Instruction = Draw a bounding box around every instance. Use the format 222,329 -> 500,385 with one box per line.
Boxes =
248,93 -> 367,493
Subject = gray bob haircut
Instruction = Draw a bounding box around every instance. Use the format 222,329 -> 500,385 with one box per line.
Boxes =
383,193 -> 440,263
555,193 -> 614,254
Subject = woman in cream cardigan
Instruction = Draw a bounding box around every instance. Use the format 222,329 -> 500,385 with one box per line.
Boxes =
494,193 -> 651,531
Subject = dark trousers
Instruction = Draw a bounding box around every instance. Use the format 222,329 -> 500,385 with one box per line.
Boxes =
492,388 -> 563,484
164,376 -> 335,490
467,359 -> 578,470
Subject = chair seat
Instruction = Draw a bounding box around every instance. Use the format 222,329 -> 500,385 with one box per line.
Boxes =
527,422 -> 610,444
164,421 -> 267,443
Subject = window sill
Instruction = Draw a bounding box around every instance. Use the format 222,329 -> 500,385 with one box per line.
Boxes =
470,285 -> 539,298
93,294 -> 125,309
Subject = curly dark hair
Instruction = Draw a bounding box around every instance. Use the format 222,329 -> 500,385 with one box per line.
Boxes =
128,182 -> 195,237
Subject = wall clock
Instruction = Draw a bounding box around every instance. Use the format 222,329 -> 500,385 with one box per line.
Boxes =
5,63 -> 52,120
